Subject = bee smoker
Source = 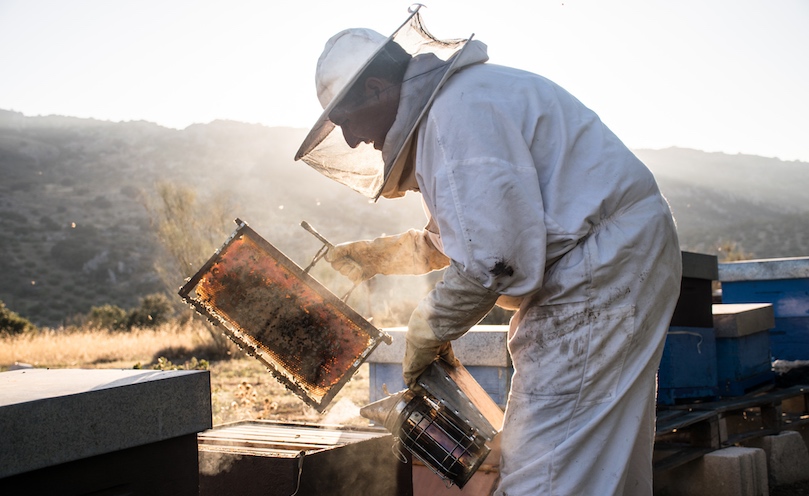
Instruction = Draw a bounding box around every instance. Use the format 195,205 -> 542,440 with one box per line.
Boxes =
360,360 -> 504,488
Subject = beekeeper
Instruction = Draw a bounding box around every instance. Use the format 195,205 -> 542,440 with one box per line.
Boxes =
295,7 -> 682,495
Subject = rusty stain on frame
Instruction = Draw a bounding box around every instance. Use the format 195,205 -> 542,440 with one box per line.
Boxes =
179,219 -> 391,413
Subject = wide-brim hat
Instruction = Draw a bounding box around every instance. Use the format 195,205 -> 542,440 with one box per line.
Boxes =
294,5 -> 473,200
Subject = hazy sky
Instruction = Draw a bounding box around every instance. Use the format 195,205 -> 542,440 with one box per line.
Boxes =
1,0 -> 807,162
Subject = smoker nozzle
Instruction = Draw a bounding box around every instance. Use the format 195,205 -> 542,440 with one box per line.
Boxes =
360,389 -> 413,430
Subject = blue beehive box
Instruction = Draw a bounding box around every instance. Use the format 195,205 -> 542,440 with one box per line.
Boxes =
368,326 -> 512,408
712,303 -> 775,396
658,326 -> 719,405
719,257 -> 809,360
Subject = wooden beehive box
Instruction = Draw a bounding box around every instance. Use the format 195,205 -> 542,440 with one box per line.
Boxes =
671,251 -> 719,328
658,326 -> 719,405
719,256 -> 809,360
198,420 -> 412,496
368,326 -> 511,408
713,303 -> 775,396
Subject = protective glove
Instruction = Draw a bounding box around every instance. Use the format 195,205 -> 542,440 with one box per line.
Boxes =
402,261 -> 500,390
403,308 -> 459,391
324,229 -> 449,285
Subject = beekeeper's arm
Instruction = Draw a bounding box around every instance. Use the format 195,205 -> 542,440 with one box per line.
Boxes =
402,99 -> 549,387
325,228 -> 449,284
403,261 -> 499,387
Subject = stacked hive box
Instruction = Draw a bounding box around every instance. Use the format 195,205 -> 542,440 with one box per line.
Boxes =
712,303 -> 775,396
718,256 -> 809,361
368,325 -> 511,408
197,421 -> 411,496
658,251 -> 720,405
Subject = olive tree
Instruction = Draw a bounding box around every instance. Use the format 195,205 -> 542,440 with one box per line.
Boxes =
143,181 -> 236,351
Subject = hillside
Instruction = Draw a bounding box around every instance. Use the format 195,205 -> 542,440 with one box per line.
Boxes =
1,109 -> 807,327
634,147 -> 809,256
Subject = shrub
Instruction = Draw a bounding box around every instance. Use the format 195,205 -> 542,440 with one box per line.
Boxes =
0,301 -> 37,335
125,293 -> 173,329
135,356 -> 209,371
86,304 -> 128,331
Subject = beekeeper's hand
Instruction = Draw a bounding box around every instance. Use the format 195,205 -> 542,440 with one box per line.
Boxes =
402,261 -> 500,390
403,311 -> 458,390
324,241 -> 370,284
324,229 -> 449,285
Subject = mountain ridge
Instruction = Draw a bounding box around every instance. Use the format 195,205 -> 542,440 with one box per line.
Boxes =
1,109 -> 806,326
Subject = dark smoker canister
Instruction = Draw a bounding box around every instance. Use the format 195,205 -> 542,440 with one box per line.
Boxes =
360,361 -> 503,488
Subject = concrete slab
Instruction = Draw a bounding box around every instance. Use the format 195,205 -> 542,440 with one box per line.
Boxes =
371,325 -> 510,367
0,368 -> 212,478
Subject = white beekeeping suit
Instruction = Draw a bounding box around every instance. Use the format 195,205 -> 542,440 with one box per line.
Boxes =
410,59 -> 681,495
296,7 -> 682,495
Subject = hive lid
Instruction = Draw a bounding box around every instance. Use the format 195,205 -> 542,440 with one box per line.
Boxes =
682,251 -> 719,280
712,303 -> 775,338
197,420 -> 390,456
718,256 -> 809,282
179,220 -> 391,413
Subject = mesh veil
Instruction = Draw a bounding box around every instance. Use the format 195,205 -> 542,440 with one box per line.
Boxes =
294,6 -> 472,200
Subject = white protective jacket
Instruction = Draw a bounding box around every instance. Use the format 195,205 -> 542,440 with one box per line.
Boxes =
410,57 -> 682,494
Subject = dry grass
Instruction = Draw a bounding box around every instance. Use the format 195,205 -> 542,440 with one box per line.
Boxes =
0,323 -> 372,427
0,322 -> 210,369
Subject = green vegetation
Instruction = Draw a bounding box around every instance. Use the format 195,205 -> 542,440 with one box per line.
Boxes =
123,293 -> 173,329
135,356 -> 210,371
0,300 -> 37,335
78,293 -> 174,331
84,304 -> 128,330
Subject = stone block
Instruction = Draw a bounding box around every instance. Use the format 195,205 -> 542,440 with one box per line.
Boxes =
761,431 -> 809,486
655,447 -> 768,496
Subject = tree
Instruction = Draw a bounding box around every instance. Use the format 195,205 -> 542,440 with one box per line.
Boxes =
143,181 -> 235,350
144,181 -> 235,283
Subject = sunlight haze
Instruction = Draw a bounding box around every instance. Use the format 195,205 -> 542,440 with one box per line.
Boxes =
1,0 -> 807,162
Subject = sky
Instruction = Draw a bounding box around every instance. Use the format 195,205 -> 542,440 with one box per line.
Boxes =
1,0 -> 807,162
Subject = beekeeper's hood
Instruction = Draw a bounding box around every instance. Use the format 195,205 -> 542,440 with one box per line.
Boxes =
294,5 -> 488,200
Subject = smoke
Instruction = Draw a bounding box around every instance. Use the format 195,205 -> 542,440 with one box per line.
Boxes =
198,450 -> 241,476
322,397 -> 362,425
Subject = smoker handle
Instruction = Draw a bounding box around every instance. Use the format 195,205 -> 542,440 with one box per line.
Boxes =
391,439 -> 409,464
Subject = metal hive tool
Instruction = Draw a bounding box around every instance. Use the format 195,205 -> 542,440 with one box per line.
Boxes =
179,219 -> 391,413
